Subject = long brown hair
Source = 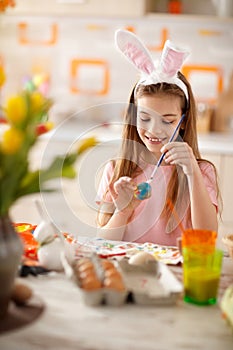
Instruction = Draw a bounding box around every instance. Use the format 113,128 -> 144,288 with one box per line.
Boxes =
97,72 -> 221,225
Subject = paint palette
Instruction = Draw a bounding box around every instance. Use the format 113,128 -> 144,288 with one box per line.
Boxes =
75,238 -> 182,265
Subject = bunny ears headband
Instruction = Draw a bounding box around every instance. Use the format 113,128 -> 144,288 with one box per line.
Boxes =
115,29 -> 190,101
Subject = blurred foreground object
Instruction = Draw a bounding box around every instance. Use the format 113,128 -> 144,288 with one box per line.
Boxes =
222,234 -> 233,259
221,285 -> 233,329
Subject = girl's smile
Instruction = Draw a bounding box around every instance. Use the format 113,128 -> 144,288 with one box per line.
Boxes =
144,135 -> 167,145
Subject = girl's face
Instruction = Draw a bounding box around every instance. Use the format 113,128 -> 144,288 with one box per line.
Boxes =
136,94 -> 183,158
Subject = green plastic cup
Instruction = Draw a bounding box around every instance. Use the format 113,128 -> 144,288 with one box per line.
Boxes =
183,248 -> 223,306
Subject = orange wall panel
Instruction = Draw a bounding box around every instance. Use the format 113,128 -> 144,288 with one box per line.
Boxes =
18,23 -> 58,46
182,65 -> 224,104
70,59 -> 110,96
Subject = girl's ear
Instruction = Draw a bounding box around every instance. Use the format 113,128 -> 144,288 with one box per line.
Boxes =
115,29 -> 155,75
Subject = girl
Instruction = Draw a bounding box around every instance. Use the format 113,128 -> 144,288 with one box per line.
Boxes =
96,30 -> 220,246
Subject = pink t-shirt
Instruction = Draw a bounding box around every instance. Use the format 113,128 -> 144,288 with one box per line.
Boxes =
96,161 -> 218,246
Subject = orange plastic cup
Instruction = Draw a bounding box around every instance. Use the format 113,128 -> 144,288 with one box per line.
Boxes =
182,229 -> 222,306
182,229 -> 217,254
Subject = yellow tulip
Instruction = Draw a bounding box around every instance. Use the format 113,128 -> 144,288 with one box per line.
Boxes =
0,66 -> 6,88
30,91 -> 45,113
6,95 -> 28,125
77,136 -> 99,155
1,128 -> 24,154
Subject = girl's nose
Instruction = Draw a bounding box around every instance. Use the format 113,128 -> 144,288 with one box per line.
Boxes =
148,117 -> 163,135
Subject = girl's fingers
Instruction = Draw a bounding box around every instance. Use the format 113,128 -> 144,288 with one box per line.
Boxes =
164,150 -> 188,162
162,142 -> 196,175
161,141 -> 187,153
163,143 -> 191,159
110,176 -> 143,213
114,177 -> 136,193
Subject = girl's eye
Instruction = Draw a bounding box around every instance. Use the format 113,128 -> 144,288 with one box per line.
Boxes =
138,114 -> 150,122
140,117 -> 150,122
162,119 -> 175,125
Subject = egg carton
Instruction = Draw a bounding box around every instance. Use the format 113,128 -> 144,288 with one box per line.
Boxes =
72,254 -> 183,306
118,258 -> 183,306
72,254 -> 128,306
79,287 -> 128,307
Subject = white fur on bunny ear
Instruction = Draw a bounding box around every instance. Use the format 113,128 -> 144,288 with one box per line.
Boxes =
115,30 -> 190,101
159,40 -> 190,78
115,29 -> 154,75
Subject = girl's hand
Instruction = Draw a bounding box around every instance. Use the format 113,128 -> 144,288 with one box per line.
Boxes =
109,176 -> 141,215
161,141 -> 198,176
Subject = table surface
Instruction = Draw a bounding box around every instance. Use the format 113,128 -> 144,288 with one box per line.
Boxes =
0,258 -> 233,350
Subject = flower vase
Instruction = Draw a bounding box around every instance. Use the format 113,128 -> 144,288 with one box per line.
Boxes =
0,214 -> 23,319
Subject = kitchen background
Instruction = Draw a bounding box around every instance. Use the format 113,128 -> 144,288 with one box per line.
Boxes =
1,0 -> 233,246
1,0 -> 233,124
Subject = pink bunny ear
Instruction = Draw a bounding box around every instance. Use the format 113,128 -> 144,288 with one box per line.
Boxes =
159,40 -> 190,77
115,29 -> 154,75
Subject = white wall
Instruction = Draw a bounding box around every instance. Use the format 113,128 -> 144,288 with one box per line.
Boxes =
0,12 -> 233,124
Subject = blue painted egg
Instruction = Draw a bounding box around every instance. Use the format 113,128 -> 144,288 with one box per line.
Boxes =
134,182 -> 152,200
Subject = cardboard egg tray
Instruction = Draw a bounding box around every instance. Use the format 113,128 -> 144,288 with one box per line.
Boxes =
72,254 -> 127,306
118,258 -> 183,305
72,254 -> 183,306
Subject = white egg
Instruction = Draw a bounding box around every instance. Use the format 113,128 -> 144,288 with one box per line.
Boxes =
33,221 -> 55,244
37,238 -> 64,271
129,251 -> 155,266
64,240 -> 76,265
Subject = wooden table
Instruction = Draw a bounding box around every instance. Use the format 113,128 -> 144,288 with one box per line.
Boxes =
0,258 -> 232,350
